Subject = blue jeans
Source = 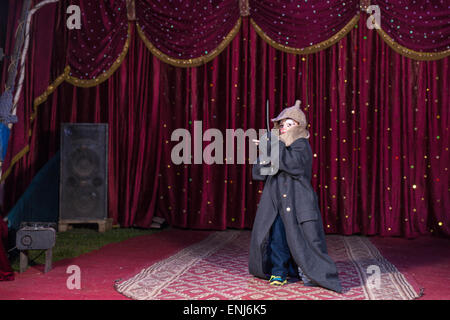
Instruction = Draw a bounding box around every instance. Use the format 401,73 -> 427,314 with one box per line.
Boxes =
269,214 -> 292,279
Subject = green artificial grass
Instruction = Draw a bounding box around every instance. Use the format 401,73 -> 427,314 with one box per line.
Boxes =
11,225 -> 162,272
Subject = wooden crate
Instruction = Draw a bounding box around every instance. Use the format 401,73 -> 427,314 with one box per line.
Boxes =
58,218 -> 113,233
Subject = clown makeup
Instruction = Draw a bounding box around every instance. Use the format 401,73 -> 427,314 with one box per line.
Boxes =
279,118 -> 298,134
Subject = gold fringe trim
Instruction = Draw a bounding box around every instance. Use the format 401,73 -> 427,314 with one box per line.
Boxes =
3,15 -> 447,183
250,15 -> 360,55
30,67 -> 70,123
65,23 -> 131,87
0,145 -> 29,183
137,18 -> 242,67
0,24 -> 132,182
251,13 -> 449,61
305,55 -> 308,108
376,27 -> 450,61
0,66 -> 68,182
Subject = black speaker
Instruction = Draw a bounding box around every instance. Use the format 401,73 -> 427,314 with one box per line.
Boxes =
60,123 -> 108,221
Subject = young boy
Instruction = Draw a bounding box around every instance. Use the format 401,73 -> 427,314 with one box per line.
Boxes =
249,100 -> 342,293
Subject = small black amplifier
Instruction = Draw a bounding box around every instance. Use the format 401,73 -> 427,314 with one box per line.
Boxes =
16,222 -> 56,250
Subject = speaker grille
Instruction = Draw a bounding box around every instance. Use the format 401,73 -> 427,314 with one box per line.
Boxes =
16,227 -> 56,250
68,147 -> 100,178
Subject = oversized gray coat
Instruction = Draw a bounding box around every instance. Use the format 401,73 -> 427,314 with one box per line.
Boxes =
248,126 -> 342,293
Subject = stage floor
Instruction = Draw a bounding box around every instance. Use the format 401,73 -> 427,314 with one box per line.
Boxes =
0,227 -> 449,300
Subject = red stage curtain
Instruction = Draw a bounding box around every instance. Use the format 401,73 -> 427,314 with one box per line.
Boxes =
0,0 -> 59,208
67,0 -> 129,81
1,1 -> 449,238
136,0 -> 240,63
0,219 -> 14,281
250,0 -> 359,50
372,0 -> 450,52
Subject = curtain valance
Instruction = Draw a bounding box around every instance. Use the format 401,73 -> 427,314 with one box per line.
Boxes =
249,0 -> 360,54
65,0 -> 130,85
136,0 -> 241,67
372,0 -> 450,60
61,0 -> 449,79
1,1 -> 448,237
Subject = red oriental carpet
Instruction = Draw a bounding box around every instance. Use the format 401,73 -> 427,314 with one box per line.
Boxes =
3,228 -> 449,300
115,230 -> 421,300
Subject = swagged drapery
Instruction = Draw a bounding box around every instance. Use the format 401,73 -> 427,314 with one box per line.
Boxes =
373,0 -> 450,58
250,0 -> 360,54
136,0 -> 241,66
0,0 -> 449,238
65,0 -> 129,84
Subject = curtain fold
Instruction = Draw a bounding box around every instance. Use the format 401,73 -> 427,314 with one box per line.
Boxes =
1,0 -> 58,200
372,0 -> 450,53
6,24 -> 163,228
1,1 -> 448,238
136,0 -> 241,67
249,0 -> 360,52
372,0 -> 450,60
66,0 -> 129,83
0,219 -> 14,281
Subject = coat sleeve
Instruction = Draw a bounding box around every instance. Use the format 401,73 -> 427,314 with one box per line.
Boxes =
252,158 -> 269,181
251,132 -> 272,181
277,140 -> 306,178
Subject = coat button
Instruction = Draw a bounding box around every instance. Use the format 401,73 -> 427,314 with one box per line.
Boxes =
283,194 -> 287,198
286,207 -> 291,212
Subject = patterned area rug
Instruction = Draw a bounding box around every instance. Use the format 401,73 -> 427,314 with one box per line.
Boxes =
114,230 -> 420,300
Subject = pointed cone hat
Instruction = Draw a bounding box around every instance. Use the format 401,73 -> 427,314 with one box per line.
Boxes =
271,100 -> 307,127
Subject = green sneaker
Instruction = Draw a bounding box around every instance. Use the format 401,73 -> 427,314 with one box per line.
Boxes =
269,275 -> 287,286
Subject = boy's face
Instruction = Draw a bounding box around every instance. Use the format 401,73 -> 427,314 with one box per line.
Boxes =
279,118 -> 299,134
